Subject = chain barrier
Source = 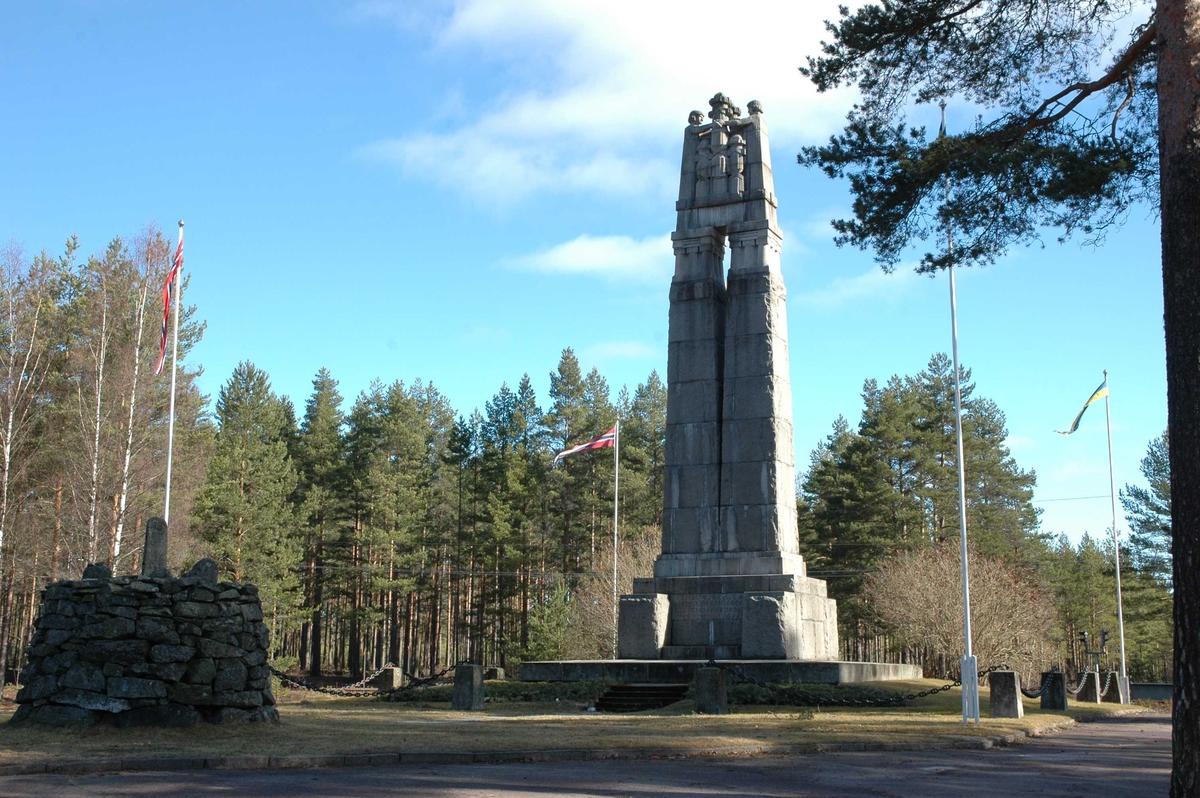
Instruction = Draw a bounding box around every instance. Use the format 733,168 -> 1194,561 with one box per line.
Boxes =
267,662 -> 454,698
1020,671 -> 1053,699
1098,671 -> 1117,699
713,661 -> 1008,708
1065,673 -> 1088,696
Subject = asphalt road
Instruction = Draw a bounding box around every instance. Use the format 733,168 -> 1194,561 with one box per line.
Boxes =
0,714 -> 1169,797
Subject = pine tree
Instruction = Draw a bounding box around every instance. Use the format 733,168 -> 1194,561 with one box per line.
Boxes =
1122,430 -> 1171,584
800,355 -> 1040,628
295,368 -> 347,676
191,362 -> 299,615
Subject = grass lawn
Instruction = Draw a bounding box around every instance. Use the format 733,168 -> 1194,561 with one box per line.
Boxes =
0,679 -> 1139,765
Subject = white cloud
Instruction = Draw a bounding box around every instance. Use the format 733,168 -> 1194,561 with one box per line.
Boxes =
794,267 -> 922,310
505,234 -> 672,283
583,340 -> 662,362
356,0 -> 857,203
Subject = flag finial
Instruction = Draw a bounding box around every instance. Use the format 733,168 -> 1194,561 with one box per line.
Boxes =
178,220 -> 185,228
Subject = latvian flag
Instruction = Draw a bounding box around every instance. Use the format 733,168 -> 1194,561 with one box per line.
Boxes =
553,426 -> 616,464
154,233 -> 184,376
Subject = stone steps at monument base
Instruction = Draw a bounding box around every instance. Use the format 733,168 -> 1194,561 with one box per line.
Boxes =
660,645 -> 741,659
594,683 -> 689,713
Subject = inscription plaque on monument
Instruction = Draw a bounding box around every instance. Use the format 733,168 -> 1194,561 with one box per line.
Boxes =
617,93 -> 838,660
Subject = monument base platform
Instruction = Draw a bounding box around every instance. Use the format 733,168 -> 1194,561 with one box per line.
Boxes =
518,660 -> 921,685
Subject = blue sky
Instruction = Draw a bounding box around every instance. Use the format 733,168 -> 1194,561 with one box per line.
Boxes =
1,1 -> 1164,543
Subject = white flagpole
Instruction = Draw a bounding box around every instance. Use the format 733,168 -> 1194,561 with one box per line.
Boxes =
941,102 -> 979,723
1103,369 -> 1130,702
612,420 -> 620,659
163,221 -> 184,524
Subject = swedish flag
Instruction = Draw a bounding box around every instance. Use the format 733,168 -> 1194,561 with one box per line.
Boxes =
1056,379 -> 1109,436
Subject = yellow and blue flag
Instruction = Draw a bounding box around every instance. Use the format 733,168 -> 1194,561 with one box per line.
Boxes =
1056,379 -> 1109,435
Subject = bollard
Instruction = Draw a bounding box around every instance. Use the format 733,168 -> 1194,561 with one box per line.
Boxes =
370,666 -> 403,691
988,670 -> 1023,719
694,666 -> 728,715
1040,672 -> 1068,711
452,664 -> 485,711
1076,671 -> 1102,703
1100,671 -> 1130,704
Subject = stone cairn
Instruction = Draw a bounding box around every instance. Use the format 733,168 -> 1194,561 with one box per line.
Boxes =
11,518 -> 277,727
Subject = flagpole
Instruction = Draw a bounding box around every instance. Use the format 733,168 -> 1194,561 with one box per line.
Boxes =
941,102 -> 979,724
1103,369 -> 1130,701
163,221 -> 184,524
612,419 -> 620,659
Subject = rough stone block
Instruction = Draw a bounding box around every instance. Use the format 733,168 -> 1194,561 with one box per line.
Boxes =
617,594 -> 669,658
24,704 -> 98,727
214,707 -> 252,725
451,664 -> 485,711
694,666 -> 728,715
213,690 -> 263,708
51,688 -> 132,713
168,683 -> 213,705
187,559 -> 219,586
136,616 -> 179,643
988,671 -> 1024,718
214,659 -> 248,691
198,638 -> 242,659
741,592 -> 799,659
15,675 -> 58,702
81,563 -> 112,581
150,644 -> 196,663
107,677 -> 167,700
113,703 -> 201,728
60,662 -> 105,693
141,517 -> 169,577
82,639 -> 150,665
174,602 -> 220,620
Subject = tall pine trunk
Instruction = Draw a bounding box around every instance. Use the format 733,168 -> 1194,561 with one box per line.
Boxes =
1160,2 -> 1200,793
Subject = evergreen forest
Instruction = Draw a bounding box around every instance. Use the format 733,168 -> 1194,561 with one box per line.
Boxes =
0,233 -> 1173,686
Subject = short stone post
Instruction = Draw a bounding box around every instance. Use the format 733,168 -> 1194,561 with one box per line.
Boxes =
451,664 -> 484,711
370,667 -> 403,691
987,670 -> 1023,719
1100,671 -> 1129,704
694,666 -> 728,715
1040,671 -> 1068,711
1076,671 -> 1102,703
141,517 -> 171,578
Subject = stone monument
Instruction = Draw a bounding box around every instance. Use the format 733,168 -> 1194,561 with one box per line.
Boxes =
617,93 -> 838,661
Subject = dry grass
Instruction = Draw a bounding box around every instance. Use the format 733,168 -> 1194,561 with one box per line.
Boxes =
0,679 -> 1137,765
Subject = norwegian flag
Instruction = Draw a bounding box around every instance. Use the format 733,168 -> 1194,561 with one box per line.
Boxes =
553,426 -> 616,464
154,233 -> 184,376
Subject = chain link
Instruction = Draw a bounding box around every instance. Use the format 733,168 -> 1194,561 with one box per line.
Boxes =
1020,671 -> 1053,699
268,662 -> 454,698
1098,671 -> 1117,699
713,661 -> 1008,708
1065,673 -> 1088,696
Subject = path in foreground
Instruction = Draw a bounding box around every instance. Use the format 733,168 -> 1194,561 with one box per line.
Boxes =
0,714 -> 1169,797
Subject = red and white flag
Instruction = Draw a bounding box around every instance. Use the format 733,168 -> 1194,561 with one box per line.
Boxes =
553,426 -> 616,464
154,232 -> 184,375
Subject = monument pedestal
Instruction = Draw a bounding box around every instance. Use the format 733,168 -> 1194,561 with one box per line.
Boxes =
619,569 -> 837,660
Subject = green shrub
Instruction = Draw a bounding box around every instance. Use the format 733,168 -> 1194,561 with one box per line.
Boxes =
723,682 -> 905,708
382,679 -> 614,704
